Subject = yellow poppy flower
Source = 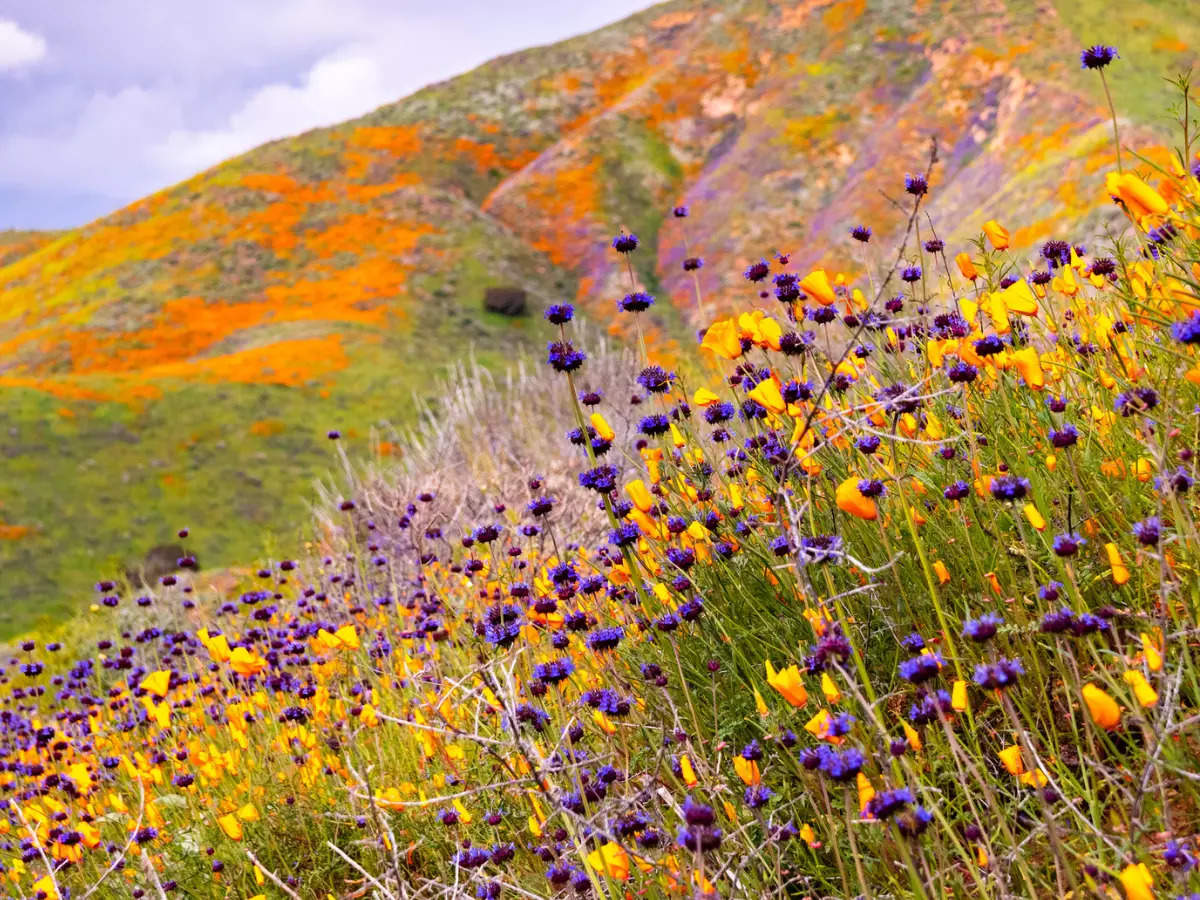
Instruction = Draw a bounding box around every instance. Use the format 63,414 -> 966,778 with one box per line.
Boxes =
1082,684 -> 1121,730
982,219 -> 1010,249
765,660 -> 808,707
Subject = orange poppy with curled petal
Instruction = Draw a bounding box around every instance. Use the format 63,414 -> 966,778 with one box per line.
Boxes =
835,477 -> 877,520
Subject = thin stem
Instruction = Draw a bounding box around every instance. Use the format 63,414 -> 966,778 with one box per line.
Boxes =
1099,69 -> 1123,173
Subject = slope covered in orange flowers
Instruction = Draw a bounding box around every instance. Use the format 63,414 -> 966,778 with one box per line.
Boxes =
1,0 -> 1196,633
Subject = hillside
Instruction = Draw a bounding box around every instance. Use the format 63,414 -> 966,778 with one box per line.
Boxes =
1,0 -> 1197,635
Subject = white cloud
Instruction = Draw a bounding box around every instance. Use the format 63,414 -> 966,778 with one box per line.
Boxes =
150,49 -> 395,173
0,85 -> 181,197
0,19 -> 46,72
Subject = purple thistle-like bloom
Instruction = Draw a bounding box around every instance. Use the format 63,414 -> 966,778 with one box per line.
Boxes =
857,478 -> 886,498
856,434 -> 881,454
683,796 -> 715,826
1041,240 -> 1072,268
744,258 -> 771,282
865,787 -> 914,821
962,613 -> 1002,642
800,534 -> 843,563
907,689 -> 953,725
1053,532 -> 1086,556
1049,424 -> 1079,448
1114,386 -> 1159,416
851,224 -> 872,242
899,652 -> 944,684
1046,394 -> 1068,413
1040,607 -> 1075,634
683,256 -> 704,271
455,847 -> 491,869
655,612 -> 680,632
1132,516 -> 1161,546
1157,466 -> 1194,494
612,232 -> 639,253
544,303 -> 574,324
533,657 -> 575,684
779,330 -> 813,355
618,291 -> 655,313
901,265 -> 923,283
578,464 -> 620,494
947,361 -> 978,384
704,401 -> 735,424
1038,581 -> 1064,602
989,475 -> 1030,502
1080,45 -> 1118,69
896,805 -> 933,837
972,657 -> 1024,690
1164,839 -> 1197,871
1172,312 -> 1200,343
876,382 -> 921,414
637,365 -> 676,394
527,496 -> 555,517
586,626 -> 624,652
673,205 -> 689,218
676,825 -> 723,852
744,785 -> 773,808
901,631 -> 925,653
943,480 -> 970,501
774,271 -> 801,303
904,173 -> 928,196
974,334 -> 1006,356
1070,612 -> 1110,637
828,712 -> 856,737
811,625 -> 852,670
546,340 -> 586,372
932,311 -> 970,339
472,523 -> 502,543
638,414 -> 671,436
818,746 -> 865,782
608,521 -> 641,547
484,619 -> 522,649
782,379 -> 813,403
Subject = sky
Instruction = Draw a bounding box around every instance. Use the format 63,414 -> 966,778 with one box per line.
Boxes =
0,1 -> 653,230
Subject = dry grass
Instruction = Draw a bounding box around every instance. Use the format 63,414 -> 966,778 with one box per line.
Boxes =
314,328 -> 640,554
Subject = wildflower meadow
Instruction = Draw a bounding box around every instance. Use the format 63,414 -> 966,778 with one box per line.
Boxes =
3,49 -> 1200,900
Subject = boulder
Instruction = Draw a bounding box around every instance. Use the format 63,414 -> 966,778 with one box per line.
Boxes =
483,286 -> 527,316
127,543 -> 189,586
